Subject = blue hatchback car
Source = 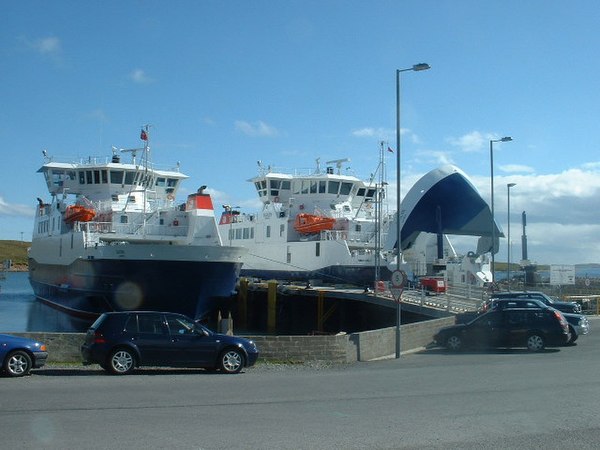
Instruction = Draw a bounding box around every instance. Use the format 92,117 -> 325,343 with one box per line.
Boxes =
81,311 -> 259,375
1,334 -> 48,377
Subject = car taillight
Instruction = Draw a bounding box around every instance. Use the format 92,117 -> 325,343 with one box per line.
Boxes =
552,310 -> 569,330
93,332 -> 106,344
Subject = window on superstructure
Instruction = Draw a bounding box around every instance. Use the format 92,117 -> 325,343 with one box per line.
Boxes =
86,170 -> 93,184
310,180 -> 318,194
319,181 -> 326,193
292,181 -> 301,195
79,171 -> 85,184
281,180 -> 291,190
243,228 -> 250,239
167,179 -> 178,188
280,224 -> 285,237
101,170 -> 108,184
366,188 -> 376,199
156,177 -> 166,187
110,171 -> 124,185
301,180 -> 309,194
266,225 -> 271,238
120,215 -> 128,224
316,242 -> 321,257
124,171 -> 135,185
328,181 -> 340,195
228,229 -> 234,241
235,228 -> 242,239
357,188 -> 366,197
340,182 -> 353,196
94,170 -> 100,184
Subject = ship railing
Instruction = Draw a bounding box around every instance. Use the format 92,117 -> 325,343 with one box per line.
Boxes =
80,221 -> 189,241
320,229 -> 388,246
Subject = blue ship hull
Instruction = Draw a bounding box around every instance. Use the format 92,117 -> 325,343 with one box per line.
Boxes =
29,258 -> 242,320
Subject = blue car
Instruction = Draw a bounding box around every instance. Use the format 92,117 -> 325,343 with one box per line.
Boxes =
81,311 -> 259,375
1,334 -> 48,377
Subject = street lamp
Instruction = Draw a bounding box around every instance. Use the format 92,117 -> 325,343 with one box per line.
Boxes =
489,136 -> 512,284
507,183 -> 516,289
395,63 -> 430,358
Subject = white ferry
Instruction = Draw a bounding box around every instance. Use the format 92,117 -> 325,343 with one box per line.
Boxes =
218,158 -> 499,288
28,128 -> 246,319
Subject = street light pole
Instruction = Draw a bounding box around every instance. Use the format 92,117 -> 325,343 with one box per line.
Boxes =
507,182 -> 516,289
395,63 -> 430,358
489,136 -> 512,284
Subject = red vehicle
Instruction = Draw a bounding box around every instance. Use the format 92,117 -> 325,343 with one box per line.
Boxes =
420,277 -> 447,293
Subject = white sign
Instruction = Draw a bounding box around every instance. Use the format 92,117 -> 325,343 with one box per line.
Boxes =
550,265 -> 575,286
390,286 -> 403,302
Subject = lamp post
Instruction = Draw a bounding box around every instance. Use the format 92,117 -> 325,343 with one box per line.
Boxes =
507,182 -> 516,289
489,136 -> 512,284
395,63 -> 430,358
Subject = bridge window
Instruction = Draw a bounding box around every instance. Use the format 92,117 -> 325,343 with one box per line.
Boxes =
124,171 -> 135,185
328,181 -> 340,195
340,182 -> 353,196
319,181 -> 326,193
110,170 -> 124,184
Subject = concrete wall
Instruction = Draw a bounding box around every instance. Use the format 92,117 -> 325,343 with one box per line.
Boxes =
13,316 -> 456,364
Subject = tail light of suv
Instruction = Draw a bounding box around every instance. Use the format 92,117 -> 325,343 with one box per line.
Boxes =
552,310 -> 569,333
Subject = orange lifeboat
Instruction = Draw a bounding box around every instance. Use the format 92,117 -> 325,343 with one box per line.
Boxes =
64,205 -> 96,223
294,213 -> 336,234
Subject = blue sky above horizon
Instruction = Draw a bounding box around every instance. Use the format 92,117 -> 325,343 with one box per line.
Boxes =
1,0 -> 599,265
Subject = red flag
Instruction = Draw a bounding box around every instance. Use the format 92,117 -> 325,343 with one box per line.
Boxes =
140,129 -> 148,141
387,146 -> 394,153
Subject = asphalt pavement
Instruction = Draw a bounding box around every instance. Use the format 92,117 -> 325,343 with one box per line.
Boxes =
2,317 -> 600,449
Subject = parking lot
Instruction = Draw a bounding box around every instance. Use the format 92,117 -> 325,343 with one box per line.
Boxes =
2,317 -> 599,449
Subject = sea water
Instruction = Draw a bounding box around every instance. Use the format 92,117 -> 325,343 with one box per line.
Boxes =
0,272 -> 90,333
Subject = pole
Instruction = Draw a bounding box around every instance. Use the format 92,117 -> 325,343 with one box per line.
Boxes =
490,140 -> 495,284
395,68 -> 402,359
489,137 -> 512,284
394,63 -> 430,359
507,183 -> 516,289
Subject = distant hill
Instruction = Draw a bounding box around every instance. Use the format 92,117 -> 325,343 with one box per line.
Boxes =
0,240 -> 30,271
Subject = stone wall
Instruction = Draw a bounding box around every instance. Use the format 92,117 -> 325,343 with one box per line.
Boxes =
13,316 -> 455,364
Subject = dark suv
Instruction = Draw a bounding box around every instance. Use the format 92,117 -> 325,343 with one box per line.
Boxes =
434,306 -> 571,352
81,311 -> 259,374
456,298 -> 589,344
491,291 -> 582,314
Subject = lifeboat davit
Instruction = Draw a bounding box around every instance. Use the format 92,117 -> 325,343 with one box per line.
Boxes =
64,205 -> 96,223
294,213 -> 336,234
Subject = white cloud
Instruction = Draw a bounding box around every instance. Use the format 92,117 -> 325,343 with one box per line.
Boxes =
351,127 -> 418,143
34,36 -> 61,54
447,131 -> 514,153
235,120 -> 278,137
21,35 -> 64,64
129,69 -> 153,84
447,131 -> 488,152
0,196 -> 34,217
499,164 -> 535,174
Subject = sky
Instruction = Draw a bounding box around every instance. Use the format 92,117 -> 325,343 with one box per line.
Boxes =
1,0 -> 599,266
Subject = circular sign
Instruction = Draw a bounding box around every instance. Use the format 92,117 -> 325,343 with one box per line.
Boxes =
585,278 -> 591,287
391,269 -> 407,287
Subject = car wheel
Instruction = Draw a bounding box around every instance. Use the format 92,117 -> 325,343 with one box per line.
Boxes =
446,335 -> 462,352
108,348 -> 135,375
3,350 -> 32,377
219,348 -> 244,374
526,334 -> 545,352
568,326 -> 578,344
